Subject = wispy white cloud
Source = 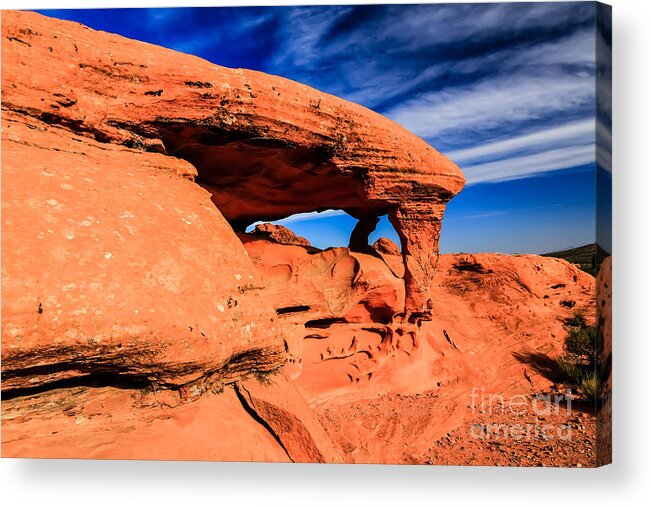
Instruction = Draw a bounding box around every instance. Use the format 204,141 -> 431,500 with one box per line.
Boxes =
270,6 -> 355,71
596,118 -> 612,173
446,211 -> 509,221
342,3 -> 593,58
385,73 -> 595,140
447,119 -> 595,165
463,144 -> 595,184
340,27 -> 597,109
269,4 -> 595,111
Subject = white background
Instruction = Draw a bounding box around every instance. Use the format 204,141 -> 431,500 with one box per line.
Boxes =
1,0 -> 649,504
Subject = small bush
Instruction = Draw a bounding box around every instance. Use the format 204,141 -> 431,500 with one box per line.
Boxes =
555,310 -> 598,401
564,310 -> 587,329
556,355 -> 583,385
580,373 -> 599,403
565,324 -> 596,369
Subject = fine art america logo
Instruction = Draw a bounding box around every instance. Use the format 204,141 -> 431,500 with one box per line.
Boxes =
469,387 -> 574,442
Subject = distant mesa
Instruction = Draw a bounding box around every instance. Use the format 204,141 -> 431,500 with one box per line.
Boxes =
543,243 -> 610,275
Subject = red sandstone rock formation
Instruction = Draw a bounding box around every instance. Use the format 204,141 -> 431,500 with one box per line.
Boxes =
238,232 -> 406,383
2,112 -> 282,392
1,10 -> 464,317
239,240 -> 595,398
1,99 -> 342,463
2,373 -> 342,462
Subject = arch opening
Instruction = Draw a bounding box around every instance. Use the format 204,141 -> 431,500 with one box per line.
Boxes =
245,209 -> 358,250
245,210 -> 402,258
154,122 -> 445,319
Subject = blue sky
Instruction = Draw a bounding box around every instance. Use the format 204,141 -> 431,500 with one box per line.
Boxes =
39,3 -> 608,254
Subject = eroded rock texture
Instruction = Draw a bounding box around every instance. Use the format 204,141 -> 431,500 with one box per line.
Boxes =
2,112 -> 283,393
2,10 -> 464,317
241,243 -> 598,464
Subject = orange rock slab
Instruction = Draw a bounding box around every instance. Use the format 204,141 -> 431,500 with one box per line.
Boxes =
2,374 -> 342,463
2,111 -> 283,391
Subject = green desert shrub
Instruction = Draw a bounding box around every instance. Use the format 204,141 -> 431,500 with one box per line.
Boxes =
556,355 -> 583,385
556,310 -> 599,401
564,310 -> 587,329
580,373 -> 599,403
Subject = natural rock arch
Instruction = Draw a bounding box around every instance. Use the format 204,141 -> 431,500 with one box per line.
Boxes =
2,10 -> 465,319
154,124 -> 462,320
